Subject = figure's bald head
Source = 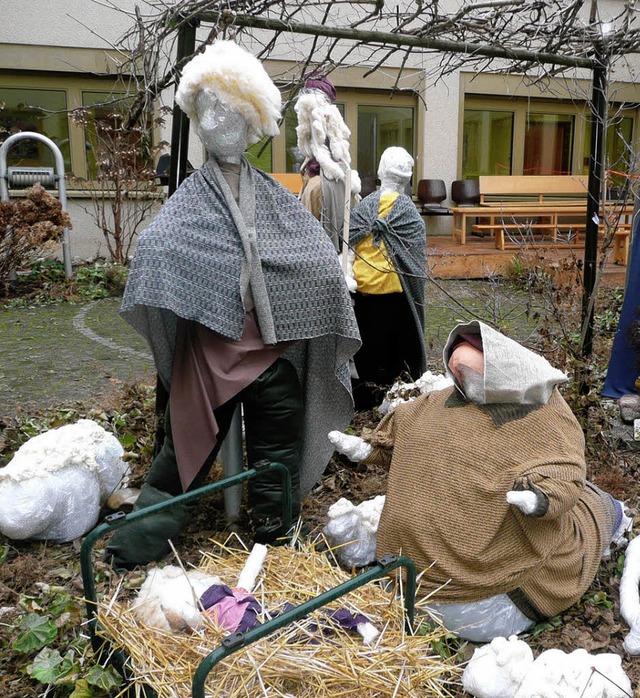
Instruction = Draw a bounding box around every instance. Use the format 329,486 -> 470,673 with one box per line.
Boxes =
448,341 -> 485,404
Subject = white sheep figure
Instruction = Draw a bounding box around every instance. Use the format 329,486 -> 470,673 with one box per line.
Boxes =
131,566 -> 222,632
323,495 -> 386,568
619,534 -> 640,654
462,635 -> 632,698
0,419 -> 129,542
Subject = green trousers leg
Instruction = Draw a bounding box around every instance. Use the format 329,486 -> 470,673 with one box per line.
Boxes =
241,357 -> 303,541
105,358 -> 302,569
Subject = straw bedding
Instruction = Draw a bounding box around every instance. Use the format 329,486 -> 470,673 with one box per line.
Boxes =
95,537 -> 461,697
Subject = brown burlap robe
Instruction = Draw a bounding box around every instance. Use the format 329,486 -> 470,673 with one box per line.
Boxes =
368,384 -> 614,620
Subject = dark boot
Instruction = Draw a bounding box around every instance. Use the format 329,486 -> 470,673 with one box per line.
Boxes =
104,483 -> 191,572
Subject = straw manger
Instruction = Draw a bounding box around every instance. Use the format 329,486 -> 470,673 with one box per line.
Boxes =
95,536 -> 462,697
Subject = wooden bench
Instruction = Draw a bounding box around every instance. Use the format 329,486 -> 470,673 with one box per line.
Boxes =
449,175 -> 633,264
270,172 -> 303,195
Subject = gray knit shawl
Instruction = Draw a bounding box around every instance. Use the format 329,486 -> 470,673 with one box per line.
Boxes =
121,158 -> 361,495
349,191 -> 427,374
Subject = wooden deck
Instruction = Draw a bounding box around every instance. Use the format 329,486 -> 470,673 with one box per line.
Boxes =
428,234 -> 628,287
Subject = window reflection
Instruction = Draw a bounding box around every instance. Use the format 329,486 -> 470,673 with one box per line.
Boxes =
0,88 -> 71,171
524,113 -> 574,175
357,105 -> 413,182
462,109 -> 513,179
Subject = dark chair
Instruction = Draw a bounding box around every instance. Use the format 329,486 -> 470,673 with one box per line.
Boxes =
416,179 -> 452,216
451,179 -> 480,206
360,176 -> 378,198
155,153 -> 195,186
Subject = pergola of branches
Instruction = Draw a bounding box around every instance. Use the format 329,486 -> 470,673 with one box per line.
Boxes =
97,0 -> 640,355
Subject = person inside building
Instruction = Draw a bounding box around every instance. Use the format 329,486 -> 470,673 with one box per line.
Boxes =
348,146 -> 427,411
105,40 -> 360,571
330,320 -> 630,641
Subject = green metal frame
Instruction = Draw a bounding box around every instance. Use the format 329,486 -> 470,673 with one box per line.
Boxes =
81,461 -> 291,653
80,462 -> 417,698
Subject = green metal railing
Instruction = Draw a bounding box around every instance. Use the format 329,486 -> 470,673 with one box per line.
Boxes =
80,462 -> 417,697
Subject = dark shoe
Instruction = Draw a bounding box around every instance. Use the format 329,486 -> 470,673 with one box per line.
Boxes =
104,484 -> 190,572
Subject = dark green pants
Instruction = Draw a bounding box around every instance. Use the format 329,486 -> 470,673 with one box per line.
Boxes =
105,357 -> 303,571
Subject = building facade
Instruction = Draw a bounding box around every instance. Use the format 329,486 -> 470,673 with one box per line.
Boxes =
2,0 -> 639,258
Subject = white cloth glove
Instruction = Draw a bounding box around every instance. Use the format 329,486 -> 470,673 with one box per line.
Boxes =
344,273 -> 358,293
328,431 -> 372,462
506,490 -> 538,515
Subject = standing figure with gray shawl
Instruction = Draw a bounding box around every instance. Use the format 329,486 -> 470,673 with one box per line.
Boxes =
295,75 -> 361,252
348,147 -> 427,411
105,41 -> 360,571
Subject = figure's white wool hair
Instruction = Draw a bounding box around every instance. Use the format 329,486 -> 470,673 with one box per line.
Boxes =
175,40 -> 282,144
295,91 -> 351,181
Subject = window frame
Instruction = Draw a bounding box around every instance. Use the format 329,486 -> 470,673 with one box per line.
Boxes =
460,92 -> 639,179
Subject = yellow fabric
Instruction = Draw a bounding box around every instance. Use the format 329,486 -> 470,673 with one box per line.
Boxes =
353,192 -> 403,294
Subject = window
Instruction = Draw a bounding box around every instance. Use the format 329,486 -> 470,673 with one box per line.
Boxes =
0,77 -> 156,184
462,95 -> 637,181
357,105 -> 414,182
462,109 -> 514,178
583,115 -> 634,188
0,87 -> 71,171
524,113 -> 574,175
82,91 -> 148,180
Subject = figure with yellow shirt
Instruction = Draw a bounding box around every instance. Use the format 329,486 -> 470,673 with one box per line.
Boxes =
349,147 -> 427,411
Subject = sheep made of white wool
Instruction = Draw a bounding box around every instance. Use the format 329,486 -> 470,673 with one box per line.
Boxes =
131,565 -> 222,632
619,534 -> 640,654
0,419 -> 129,542
462,635 -> 632,698
323,495 -> 386,568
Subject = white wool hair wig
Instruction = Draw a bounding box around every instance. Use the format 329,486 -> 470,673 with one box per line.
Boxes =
377,146 -> 414,183
175,40 -> 282,144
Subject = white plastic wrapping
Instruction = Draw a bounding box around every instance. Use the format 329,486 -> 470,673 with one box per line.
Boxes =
426,594 -> 534,643
463,635 -> 632,698
377,146 -> 414,193
327,430 -> 372,462
0,419 -> 129,542
619,535 -> 640,654
323,495 -> 385,568
378,370 -> 454,415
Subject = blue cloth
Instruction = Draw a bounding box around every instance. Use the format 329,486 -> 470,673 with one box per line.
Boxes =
602,219 -> 640,398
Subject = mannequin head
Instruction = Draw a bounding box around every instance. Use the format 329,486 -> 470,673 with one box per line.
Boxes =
377,147 -> 414,194
195,90 -> 249,163
175,40 -> 281,154
448,340 -> 485,404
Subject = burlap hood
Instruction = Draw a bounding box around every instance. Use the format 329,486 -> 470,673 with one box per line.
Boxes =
443,321 -> 567,405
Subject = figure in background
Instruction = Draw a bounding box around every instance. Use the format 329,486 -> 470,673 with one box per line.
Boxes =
330,320 -> 630,641
348,146 -> 427,411
105,41 -> 360,571
295,75 -> 360,252
602,219 -> 640,399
